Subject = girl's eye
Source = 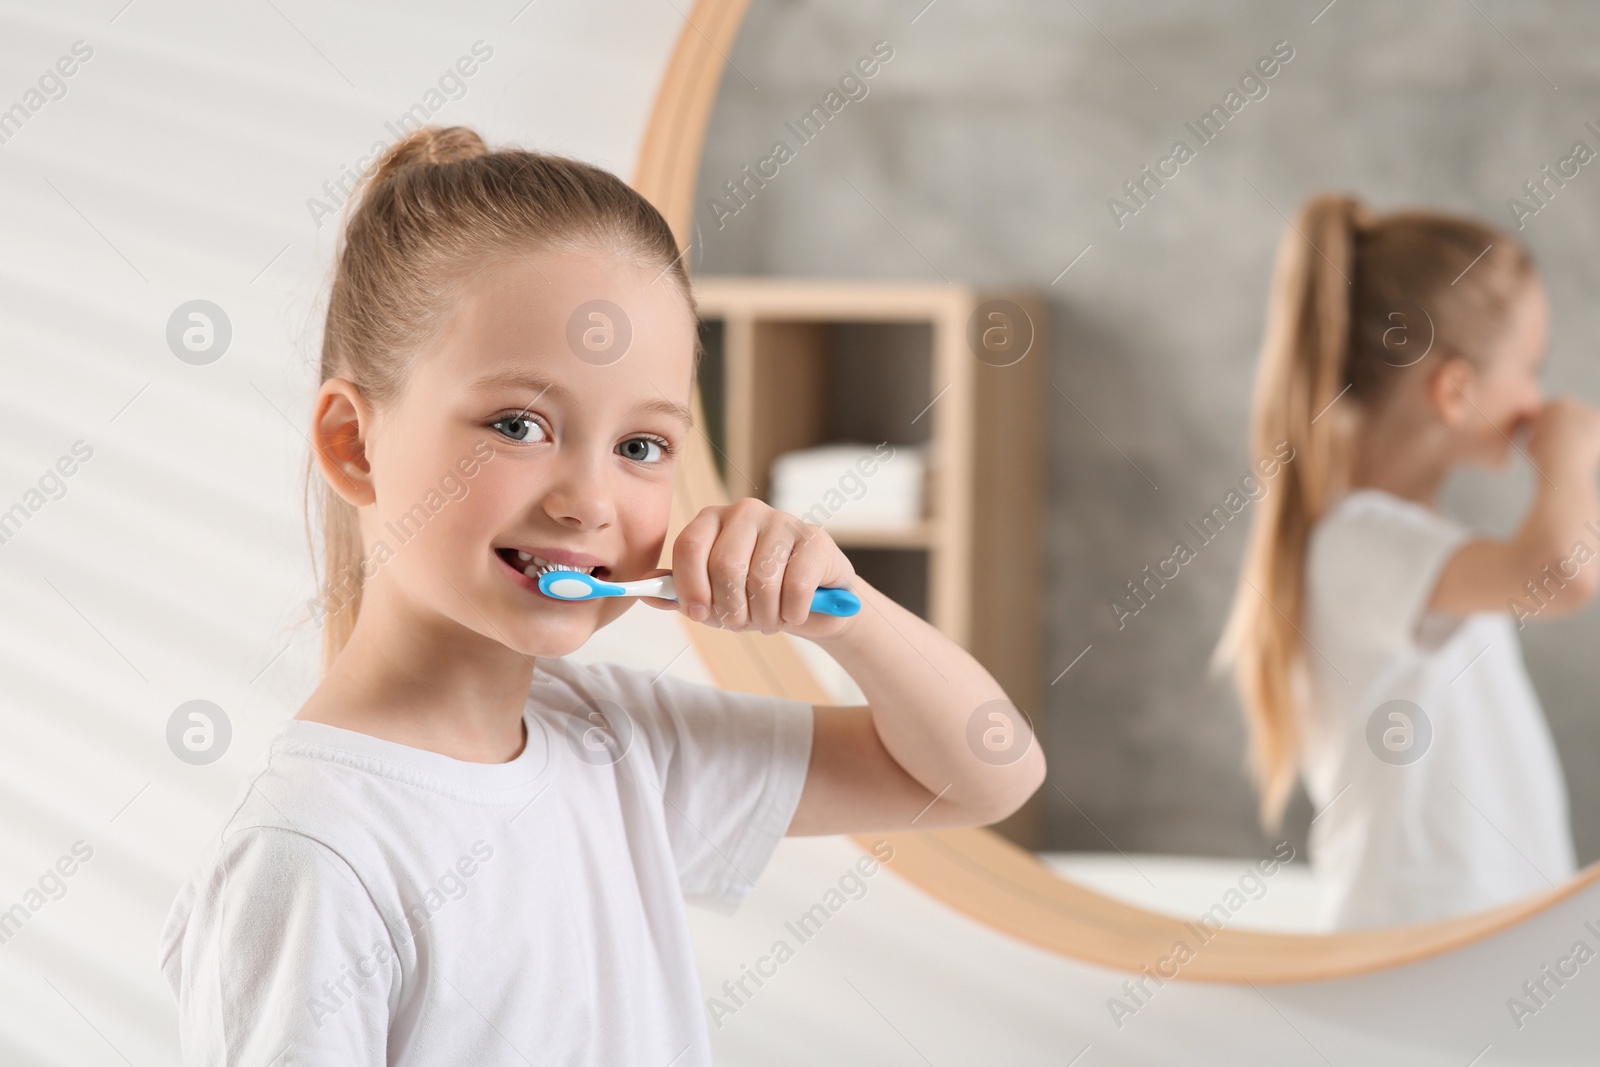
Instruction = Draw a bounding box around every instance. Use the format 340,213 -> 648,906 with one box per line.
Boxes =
617,436 -> 673,464
491,414 -> 548,443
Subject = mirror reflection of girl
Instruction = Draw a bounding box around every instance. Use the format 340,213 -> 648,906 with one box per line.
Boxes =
157,126 -> 1044,1063
1217,194 -> 1600,930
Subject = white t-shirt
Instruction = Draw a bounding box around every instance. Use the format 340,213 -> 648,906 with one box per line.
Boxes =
1300,488 -> 1575,929
158,654 -> 814,1065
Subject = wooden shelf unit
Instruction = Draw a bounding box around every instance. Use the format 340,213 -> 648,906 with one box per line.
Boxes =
691,276 -> 1048,846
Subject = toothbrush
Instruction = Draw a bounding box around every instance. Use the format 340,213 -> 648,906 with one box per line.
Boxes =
536,570 -> 861,617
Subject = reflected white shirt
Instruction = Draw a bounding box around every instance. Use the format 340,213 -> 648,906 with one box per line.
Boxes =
1300,488 -> 1574,929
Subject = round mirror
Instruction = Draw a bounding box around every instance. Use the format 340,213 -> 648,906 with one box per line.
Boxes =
638,0 -> 1600,980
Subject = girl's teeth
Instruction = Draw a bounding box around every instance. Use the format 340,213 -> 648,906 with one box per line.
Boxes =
518,555 -> 597,579
517,551 -> 532,562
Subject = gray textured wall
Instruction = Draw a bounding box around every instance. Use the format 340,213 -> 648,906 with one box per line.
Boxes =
691,0 -> 1600,864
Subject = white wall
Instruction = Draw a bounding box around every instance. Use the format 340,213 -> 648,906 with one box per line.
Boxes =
0,2 -> 683,1060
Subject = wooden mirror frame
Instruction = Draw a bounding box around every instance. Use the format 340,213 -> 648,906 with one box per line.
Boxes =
628,0 -> 1600,983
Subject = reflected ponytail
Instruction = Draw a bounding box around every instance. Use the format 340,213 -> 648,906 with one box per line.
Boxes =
1213,193 -> 1533,830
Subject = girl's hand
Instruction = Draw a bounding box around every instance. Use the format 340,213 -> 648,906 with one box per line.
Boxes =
1526,396 -> 1600,476
637,498 -> 860,642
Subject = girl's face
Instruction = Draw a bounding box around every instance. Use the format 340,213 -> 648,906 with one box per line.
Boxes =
1448,276 -> 1548,469
357,248 -> 697,657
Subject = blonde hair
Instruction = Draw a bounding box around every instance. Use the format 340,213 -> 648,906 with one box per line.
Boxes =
1213,193 -> 1535,830
302,125 -> 694,674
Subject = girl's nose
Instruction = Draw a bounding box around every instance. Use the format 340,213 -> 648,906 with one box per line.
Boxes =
541,455 -> 615,530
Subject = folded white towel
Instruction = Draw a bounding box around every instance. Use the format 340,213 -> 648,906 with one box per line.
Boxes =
769,442 -> 926,528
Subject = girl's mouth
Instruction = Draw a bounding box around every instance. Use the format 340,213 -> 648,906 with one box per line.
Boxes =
494,547 -> 611,585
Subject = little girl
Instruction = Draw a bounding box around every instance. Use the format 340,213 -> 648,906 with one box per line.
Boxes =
1216,193 -> 1600,930
157,126 -> 1044,1063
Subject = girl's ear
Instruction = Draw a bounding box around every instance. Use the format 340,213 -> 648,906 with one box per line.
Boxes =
1426,356 -> 1477,428
313,378 -> 378,507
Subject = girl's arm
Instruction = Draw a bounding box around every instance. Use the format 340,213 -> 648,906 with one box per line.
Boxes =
787,577 -> 1047,836
649,499 -> 1047,839
1429,396 -> 1600,618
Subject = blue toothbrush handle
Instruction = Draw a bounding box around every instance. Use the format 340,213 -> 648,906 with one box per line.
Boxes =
810,586 -> 861,617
